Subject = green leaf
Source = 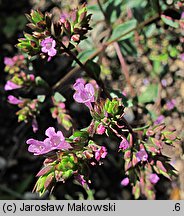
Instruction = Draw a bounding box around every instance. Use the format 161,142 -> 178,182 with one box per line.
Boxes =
31,10 -> 44,24
18,114 -> 26,122
62,170 -> 73,180
87,5 -> 104,22
169,47 -> 178,57
35,76 -> 47,86
72,131 -> 89,139
104,98 -> 120,115
161,15 -> 179,28
77,49 -> 97,64
123,0 -> 146,8
145,24 -> 156,37
133,182 -> 140,199
109,19 -> 137,42
150,53 -> 169,62
54,92 -> 66,103
37,95 -> 46,103
110,90 -> 133,107
138,84 -> 158,104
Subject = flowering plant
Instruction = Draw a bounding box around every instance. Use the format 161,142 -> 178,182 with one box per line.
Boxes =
3,0 -> 183,200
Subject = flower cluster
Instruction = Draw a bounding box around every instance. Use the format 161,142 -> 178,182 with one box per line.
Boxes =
16,5 -> 92,61
4,54 -> 26,74
121,123 -> 178,199
4,54 -> 35,91
27,127 -> 72,155
4,71 -> 35,91
26,126 -> 108,195
50,96 -> 72,131
3,53 -> 50,132
59,4 -> 92,44
8,96 -> 42,133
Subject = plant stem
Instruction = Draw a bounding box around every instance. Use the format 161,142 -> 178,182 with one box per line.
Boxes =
59,41 -> 111,98
0,185 -> 23,199
97,0 -> 135,96
114,42 -> 135,97
53,13 -> 160,91
133,124 -> 150,131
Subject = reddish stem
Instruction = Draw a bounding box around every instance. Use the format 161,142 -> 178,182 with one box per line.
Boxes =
114,42 -> 135,97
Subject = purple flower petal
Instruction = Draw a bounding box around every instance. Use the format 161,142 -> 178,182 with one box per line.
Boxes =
85,83 -> 95,97
180,53 -> 184,61
48,48 -> 57,57
95,146 -> 107,161
26,139 -> 47,155
149,173 -> 160,184
41,47 -> 48,53
75,174 -> 89,189
73,79 -> 96,109
4,57 -> 15,66
119,138 -> 130,150
181,12 -> 184,19
166,99 -> 176,110
45,127 -> 56,138
121,177 -> 129,186
154,115 -> 164,125
26,127 -> 72,155
4,81 -> 21,91
73,82 -> 85,91
8,95 -> 22,105
136,149 -> 148,162
161,79 -> 167,87
96,124 -> 106,135
40,37 -> 57,60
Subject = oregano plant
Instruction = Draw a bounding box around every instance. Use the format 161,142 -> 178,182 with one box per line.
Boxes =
3,0 -> 183,199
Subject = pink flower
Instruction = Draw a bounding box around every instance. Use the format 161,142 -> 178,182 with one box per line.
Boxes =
136,149 -> 148,162
26,127 -> 72,155
40,37 -> 57,61
161,79 -> 167,87
143,78 -> 150,85
4,81 -> 21,91
58,102 -> 65,109
8,95 -> 23,105
60,12 -> 69,23
75,174 -> 88,189
26,139 -> 47,155
44,127 -> 71,150
73,80 -> 95,109
181,12 -> 184,19
119,138 -> 129,150
180,53 -> 184,61
75,78 -> 86,85
71,34 -> 80,42
95,146 -> 107,161
28,74 -> 35,81
122,90 -> 127,97
96,124 -> 106,135
121,177 -> 129,186
166,99 -> 176,110
4,57 -> 14,66
154,115 -> 164,125
149,173 -> 160,184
